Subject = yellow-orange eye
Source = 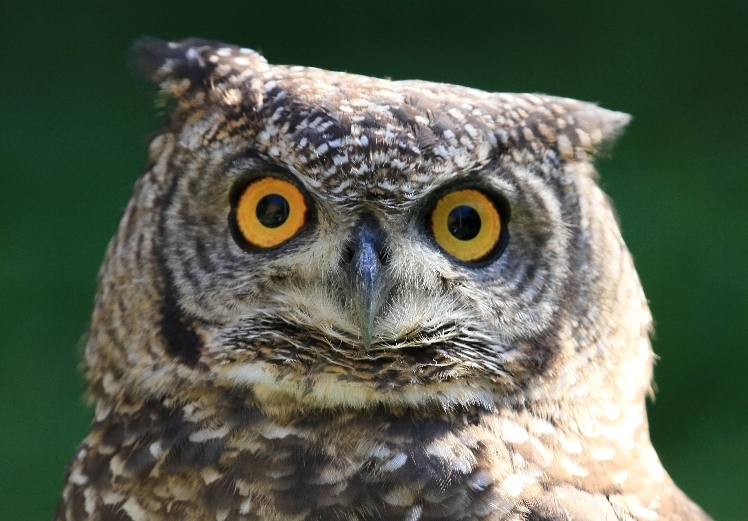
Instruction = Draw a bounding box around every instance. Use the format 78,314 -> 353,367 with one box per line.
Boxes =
430,189 -> 504,262
233,177 -> 308,248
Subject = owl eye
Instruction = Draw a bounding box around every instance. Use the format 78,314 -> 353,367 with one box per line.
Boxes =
429,188 -> 506,263
231,177 -> 308,248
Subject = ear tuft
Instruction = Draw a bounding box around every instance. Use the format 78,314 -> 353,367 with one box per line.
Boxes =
550,100 -> 631,161
132,38 -> 216,87
511,95 -> 631,162
130,37 -> 268,103
567,102 -> 631,158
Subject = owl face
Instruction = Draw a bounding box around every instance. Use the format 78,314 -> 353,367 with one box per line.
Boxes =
160,150 -> 567,405
95,38 -> 633,411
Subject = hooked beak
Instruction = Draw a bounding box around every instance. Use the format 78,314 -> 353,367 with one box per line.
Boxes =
342,214 -> 390,349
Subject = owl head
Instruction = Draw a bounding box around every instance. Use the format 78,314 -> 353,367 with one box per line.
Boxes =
86,38 -> 649,420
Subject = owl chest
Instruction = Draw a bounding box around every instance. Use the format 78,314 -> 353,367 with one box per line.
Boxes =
198,414 -> 498,519
80,403 -> 510,520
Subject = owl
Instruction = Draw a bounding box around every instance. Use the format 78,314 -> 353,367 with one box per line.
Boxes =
54,37 -> 712,521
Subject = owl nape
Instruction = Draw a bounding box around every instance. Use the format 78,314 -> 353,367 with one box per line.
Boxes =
54,38 -> 712,521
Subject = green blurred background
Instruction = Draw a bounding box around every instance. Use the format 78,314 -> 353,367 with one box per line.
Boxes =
1,1 -> 746,519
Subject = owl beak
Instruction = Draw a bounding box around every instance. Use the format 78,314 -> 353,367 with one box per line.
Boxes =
343,215 -> 389,349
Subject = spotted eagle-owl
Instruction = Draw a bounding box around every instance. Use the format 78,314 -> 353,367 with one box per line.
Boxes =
54,38 -> 712,521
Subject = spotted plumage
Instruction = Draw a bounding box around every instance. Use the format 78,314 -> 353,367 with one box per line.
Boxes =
54,38 -> 712,521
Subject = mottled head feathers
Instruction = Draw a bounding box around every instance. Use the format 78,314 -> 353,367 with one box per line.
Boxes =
133,37 -> 630,168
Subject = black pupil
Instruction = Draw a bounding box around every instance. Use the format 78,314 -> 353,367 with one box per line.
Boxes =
256,194 -> 290,228
447,205 -> 481,240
